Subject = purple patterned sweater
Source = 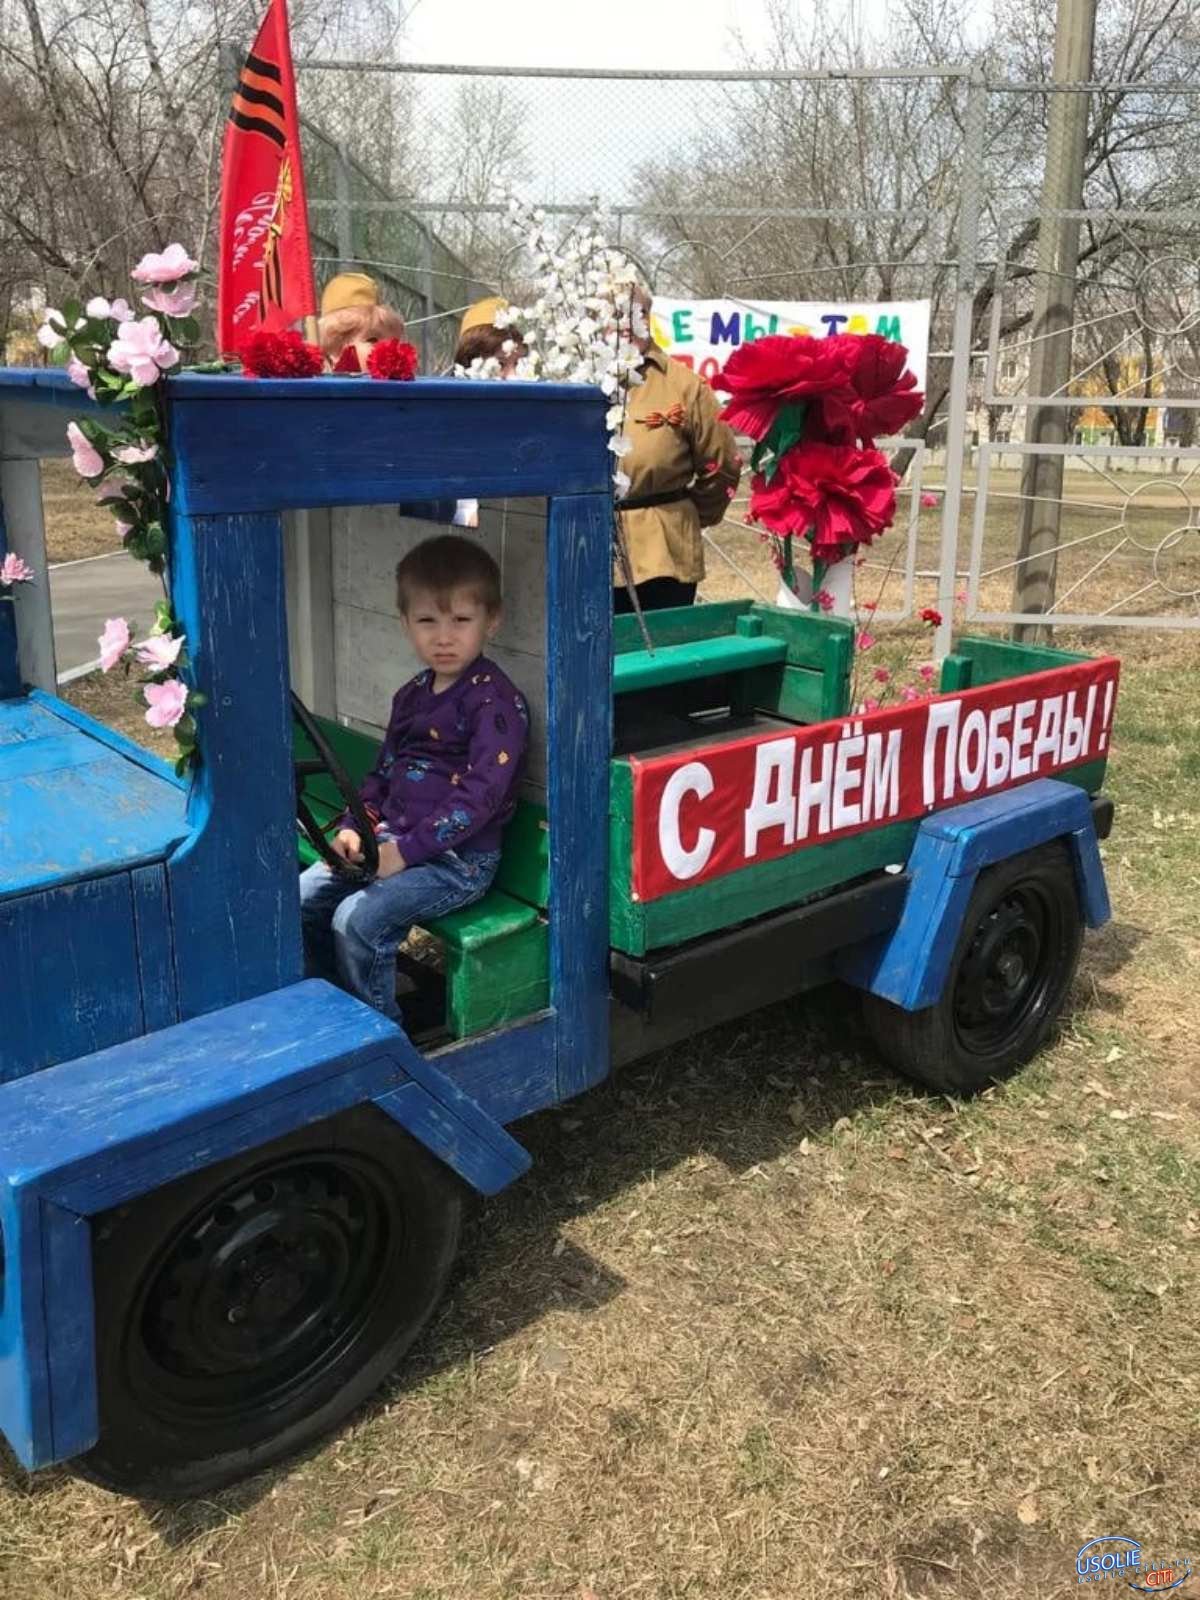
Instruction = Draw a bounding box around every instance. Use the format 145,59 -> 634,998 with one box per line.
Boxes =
348,657 -> 529,866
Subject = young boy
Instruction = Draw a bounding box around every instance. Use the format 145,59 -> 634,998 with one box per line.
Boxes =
299,535 -> 529,1020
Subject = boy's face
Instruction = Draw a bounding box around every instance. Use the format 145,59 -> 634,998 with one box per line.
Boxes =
401,585 -> 500,681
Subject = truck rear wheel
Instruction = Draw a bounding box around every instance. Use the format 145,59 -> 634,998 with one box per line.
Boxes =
81,1106 -> 462,1498
862,841 -> 1084,1097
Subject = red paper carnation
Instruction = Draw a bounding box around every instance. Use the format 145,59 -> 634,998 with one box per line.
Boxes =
239,329 -> 323,379
715,334 -> 858,440
808,334 -> 925,445
749,443 -> 897,563
332,344 -> 361,374
366,339 -> 419,381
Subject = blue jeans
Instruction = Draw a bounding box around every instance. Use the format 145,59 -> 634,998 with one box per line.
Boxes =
299,846 -> 499,1020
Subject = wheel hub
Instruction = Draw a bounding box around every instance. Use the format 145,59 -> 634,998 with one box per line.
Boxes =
953,888 -> 1054,1055
126,1153 -> 404,1426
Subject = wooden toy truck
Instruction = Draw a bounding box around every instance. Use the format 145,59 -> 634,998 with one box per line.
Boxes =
0,370 -> 1117,1496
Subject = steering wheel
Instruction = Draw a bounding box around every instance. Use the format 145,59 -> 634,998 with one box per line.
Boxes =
291,690 -> 380,880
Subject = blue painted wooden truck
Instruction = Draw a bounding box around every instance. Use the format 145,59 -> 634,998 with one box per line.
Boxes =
0,369 -> 1117,1496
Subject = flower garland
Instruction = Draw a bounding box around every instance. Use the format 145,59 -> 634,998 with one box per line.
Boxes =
39,244 -> 203,771
455,199 -> 647,499
0,553 -> 35,599
716,331 -> 924,604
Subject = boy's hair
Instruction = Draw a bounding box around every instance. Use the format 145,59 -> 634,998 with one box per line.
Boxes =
454,324 -> 526,367
395,535 -> 502,615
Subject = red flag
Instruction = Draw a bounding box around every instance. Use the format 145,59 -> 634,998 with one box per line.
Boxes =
216,0 -> 316,354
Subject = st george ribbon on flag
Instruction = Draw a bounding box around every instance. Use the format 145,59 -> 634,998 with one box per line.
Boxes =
216,0 -> 317,353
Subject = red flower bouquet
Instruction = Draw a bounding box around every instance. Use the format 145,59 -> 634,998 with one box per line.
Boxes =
239,329 -> 323,379
366,339 -> 419,381
715,334 -> 859,439
809,333 -> 925,445
750,443 -> 897,564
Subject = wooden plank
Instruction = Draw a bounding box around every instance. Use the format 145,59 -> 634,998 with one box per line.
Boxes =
612,599 -> 752,654
735,662 -> 825,725
952,634 -> 1089,685
751,604 -> 855,673
0,875 -> 143,1081
938,653 -> 973,692
819,630 -> 854,720
0,459 -> 55,691
167,380 -> 613,517
131,864 -> 179,1033
0,1186 -> 53,1468
0,492 -> 22,698
426,889 -> 537,950
283,508 -> 336,719
547,491 -> 612,1099
428,1013 -> 558,1124
40,1198 -> 98,1461
0,981 -> 399,1193
441,921 -> 549,1039
165,510 -> 304,1021
613,634 -> 786,694
29,689 -> 186,789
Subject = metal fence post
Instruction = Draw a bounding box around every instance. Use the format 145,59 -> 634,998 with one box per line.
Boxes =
335,145 -> 354,270
420,225 -> 435,372
933,68 -> 986,661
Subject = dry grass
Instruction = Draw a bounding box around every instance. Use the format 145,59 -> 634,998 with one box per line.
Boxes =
4,527 -> 1199,1600
39,460 -> 121,564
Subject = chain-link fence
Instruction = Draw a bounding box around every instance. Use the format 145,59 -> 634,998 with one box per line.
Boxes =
298,63 -> 1200,639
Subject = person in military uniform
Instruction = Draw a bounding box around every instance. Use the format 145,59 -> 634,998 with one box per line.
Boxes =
614,287 -> 743,613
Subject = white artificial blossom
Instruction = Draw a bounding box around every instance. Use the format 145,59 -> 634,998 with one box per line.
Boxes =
455,199 -> 650,499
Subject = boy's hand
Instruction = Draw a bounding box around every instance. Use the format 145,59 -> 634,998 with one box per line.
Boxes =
331,828 -> 364,864
375,840 -> 406,879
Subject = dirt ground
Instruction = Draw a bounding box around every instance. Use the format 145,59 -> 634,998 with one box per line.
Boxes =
4,501 -> 1199,1600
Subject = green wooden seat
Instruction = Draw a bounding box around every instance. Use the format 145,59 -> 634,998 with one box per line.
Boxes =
613,633 -> 786,694
293,715 -> 550,1039
613,601 -> 854,725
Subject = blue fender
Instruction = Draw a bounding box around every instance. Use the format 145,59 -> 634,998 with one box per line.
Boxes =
838,778 -> 1110,1011
0,979 -> 529,1470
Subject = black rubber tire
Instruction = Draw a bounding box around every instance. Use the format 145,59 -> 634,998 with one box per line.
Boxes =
862,841 -> 1084,1097
79,1106 -> 462,1498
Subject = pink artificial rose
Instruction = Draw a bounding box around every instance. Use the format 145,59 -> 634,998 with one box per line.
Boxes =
132,244 -> 199,284
107,316 -> 179,387
110,298 -> 134,323
136,633 -> 183,671
920,491 -> 940,509
113,440 -> 159,464
98,616 -> 131,672
812,588 -> 835,613
36,311 -> 64,349
856,631 -> 876,652
96,478 -> 135,504
144,678 -> 189,728
862,697 -> 881,713
899,685 -> 922,703
66,355 -> 95,397
918,663 -> 936,683
85,296 -> 112,318
873,666 -> 891,684
141,281 -> 198,318
0,552 -> 35,586
114,518 -> 134,542
67,420 -> 104,479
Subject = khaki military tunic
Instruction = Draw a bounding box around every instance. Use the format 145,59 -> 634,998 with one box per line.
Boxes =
616,345 -> 744,588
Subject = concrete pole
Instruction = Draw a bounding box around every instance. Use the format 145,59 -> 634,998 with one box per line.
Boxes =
1012,0 -> 1097,640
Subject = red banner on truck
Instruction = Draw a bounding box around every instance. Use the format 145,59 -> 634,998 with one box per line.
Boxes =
629,657 -> 1120,903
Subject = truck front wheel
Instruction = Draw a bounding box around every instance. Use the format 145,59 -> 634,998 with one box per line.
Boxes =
862,841 -> 1084,1097
81,1106 -> 462,1497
